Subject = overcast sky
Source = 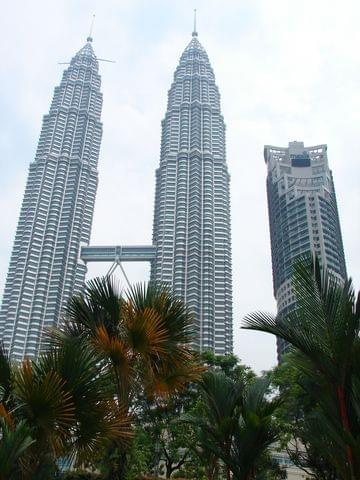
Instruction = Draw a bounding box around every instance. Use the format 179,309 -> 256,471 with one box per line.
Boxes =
0,0 -> 359,372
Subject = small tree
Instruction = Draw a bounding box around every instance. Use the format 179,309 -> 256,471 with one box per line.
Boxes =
133,384 -> 202,479
0,340 -> 131,479
244,255 -> 360,480
269,357 -> 338,479
183,371 -> 282,480
53,278 -> 203,479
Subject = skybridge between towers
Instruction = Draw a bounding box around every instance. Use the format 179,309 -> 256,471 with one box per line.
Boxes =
80,245 -> 156,286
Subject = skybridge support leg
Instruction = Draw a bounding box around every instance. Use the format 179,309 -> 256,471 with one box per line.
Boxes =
106,260 -> 131,288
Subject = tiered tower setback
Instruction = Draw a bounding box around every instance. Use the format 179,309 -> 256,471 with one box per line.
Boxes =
151,29 -> 233,354
0,37 -> 103,360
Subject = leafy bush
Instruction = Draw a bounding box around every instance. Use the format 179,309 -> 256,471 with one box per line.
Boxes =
63,471 -> 102,480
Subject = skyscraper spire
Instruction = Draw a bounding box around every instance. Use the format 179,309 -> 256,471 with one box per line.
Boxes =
87,14 -> 95,42
192,9 -> 198,37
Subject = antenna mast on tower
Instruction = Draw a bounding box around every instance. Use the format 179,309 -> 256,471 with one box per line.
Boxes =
87,14 -> 95,42
192,9 -> 198,36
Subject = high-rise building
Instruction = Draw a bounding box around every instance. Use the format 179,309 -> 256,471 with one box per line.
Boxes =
264,141 -> 347,358
0,36 -> 103,360
151,27 -> 233,354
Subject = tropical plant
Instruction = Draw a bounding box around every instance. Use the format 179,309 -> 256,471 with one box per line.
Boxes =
0,418 -> 34,480
52,277 -> 203,479
243,254 -> 360,480
268,357 -> 338,480
134,384 -> 203,479
63,471 -> 103,479
0,339 -> 132,479
201,351 -> 255,383
182,371 -> 282,480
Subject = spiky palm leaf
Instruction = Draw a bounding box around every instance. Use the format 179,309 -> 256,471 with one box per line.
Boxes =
182,372 -> 281,480
0,344 -> 11,404
244,255 -> 360,384
200,371 -> 244,428
125,282 -> 193,346
228,378 -> 281,480
243,254 -> 360,479
66,276 -> 123,338
0,419 -> 34,480
0,314 -> 134,476
122,282 -> 203,397
181,372 -> 244,478
13,359 -> 75,458
55,277 -> 202,402
47,276 -> 202,477
35,339 -> 133,466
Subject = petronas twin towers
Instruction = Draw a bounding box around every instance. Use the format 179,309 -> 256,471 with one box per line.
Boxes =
0,26 -> 233,360
0,38 -> 102,360
151,30 -> 232,353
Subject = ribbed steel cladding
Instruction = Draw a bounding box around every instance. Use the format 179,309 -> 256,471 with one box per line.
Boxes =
151,34 -> 233,355
0,41 -> 103,360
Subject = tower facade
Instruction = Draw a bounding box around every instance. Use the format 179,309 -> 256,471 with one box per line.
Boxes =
0,37 -> 103,360
264,141 -> 347,358
151,30 -> 233,354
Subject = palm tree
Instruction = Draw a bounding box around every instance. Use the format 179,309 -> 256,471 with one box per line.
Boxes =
52,277 -> 203,478
0,419 -> 34,480
183,371 -> 281,480
0,341 -> 132,479
243,254 -> 360,480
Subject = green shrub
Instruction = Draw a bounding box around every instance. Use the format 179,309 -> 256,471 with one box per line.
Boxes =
63,471 -> 102,480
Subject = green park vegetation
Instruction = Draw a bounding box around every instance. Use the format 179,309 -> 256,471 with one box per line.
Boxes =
0,255 -> 359,479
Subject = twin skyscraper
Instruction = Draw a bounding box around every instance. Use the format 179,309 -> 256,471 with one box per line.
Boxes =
0,27 -> 346,361
0,37 -> 103,360
0,27 -> 233,359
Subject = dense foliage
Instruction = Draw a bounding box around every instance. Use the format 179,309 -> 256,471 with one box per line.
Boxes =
244,254 -> 360,480
0,255 -> 358,479
0,340 -> 131,479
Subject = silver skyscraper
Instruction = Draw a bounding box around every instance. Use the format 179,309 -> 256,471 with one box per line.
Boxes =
264,141 -> 347,359
0,36 -> 103,360
151,27 -> 233,354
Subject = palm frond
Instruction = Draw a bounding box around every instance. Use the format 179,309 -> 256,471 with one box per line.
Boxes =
0,419 -> 35,480
0,403 -> 14,429
93,324 -> 130,370
66,276 -> 122,337
243,255 -> 360,384
13,359 -> 75,456
201,371 -> 244,424
125,282 -> 194,345
69,400 -> 133,467
182,371 -> 280,479
122,305 -> 170,355
0,343 -> 11,403
148,360 -> 205,398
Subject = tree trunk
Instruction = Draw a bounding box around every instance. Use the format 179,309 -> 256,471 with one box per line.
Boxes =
226,465 -> 231,480
336,385 -> 355,479
206,456 -> 218,480
111,451 -> 127,480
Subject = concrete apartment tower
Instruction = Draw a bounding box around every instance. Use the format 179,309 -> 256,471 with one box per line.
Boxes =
151,25 -> 233,354
264,141 -> 347,358
0,36 -> 103,360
